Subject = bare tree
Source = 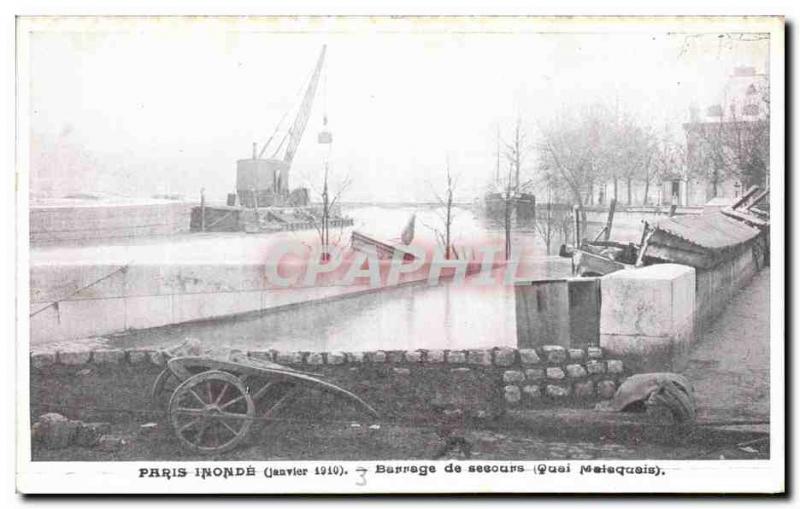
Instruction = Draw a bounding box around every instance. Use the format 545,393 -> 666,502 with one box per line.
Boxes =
302,163 -> 351,260
538,105 -> 607,227
532,173 -> 573,255
495,117 -> 533,260
505,116 -> 527,192
617,122 -> 658,206
645,127 -> 683,205
425,158 -> 459,259
687,106 -> 768,196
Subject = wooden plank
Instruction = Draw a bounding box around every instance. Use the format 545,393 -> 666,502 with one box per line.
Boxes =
574,250 -> 626,276
603,199 -> 616,241
514,279 -> 570,349
568,278 -> 601,348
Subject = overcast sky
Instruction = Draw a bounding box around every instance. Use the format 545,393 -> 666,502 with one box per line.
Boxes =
27,19 -> 769,202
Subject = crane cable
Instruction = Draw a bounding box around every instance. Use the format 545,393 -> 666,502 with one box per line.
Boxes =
262,56 -> 319,159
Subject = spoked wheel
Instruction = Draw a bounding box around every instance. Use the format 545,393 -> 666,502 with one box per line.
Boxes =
151,368 -> 181,413
168,370 -> 255,454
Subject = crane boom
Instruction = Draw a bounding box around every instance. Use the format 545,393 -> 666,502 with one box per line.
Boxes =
283,45 -> 326,166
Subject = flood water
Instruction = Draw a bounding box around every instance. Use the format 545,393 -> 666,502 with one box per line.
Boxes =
106,205 -> 636,353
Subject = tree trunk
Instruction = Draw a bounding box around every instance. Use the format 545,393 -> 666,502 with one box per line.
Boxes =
626,177 -> 632,205
564,180 -> 588,229
642,174 -> 651,205
445,190 -> 452,259
504,197 -> 512,260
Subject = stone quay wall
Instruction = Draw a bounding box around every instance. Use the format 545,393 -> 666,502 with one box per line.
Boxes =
29,263 -> 379,345
30,201 -> 193,243
694,240 -> 765,337
29,345 -> 629,427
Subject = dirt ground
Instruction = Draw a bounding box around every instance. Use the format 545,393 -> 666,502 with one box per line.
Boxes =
682,267 -> 771,430
32,413 -> 769,462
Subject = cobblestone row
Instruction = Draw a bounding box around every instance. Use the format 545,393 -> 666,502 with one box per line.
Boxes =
31,344 -> 627,407
31,345 -> 623,369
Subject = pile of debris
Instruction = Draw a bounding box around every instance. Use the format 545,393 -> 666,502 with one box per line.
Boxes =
564,186 -> 770,276
31,413 -> 139,452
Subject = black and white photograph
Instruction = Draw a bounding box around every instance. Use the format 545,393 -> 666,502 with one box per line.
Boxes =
13,14 -> 784,494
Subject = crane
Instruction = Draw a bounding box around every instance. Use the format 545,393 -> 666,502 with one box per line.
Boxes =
258,45 -> 327,161
235,45 -> 328,207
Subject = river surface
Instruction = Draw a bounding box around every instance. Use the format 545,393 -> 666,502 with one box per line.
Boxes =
99,204 -> 640,353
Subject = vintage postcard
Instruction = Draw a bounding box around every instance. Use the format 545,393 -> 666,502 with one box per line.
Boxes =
15,15 -> 784,494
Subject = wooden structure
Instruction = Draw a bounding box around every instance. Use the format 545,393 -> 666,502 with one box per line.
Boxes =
515,277 -> 602,349
351,231 -> 417,261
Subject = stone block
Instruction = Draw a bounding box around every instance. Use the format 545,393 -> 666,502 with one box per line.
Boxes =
601,264 -> 695,336
519,349 -> 541,365
425,350 -> 445,363
525,368 -> 545,381
587,346 -> 603,359
327,351 -> 346,365
92,349 -> 125,364
147,350 -> 166,366
367,351 -> 387,363
393,368 -> 411,376
35,413 -> 78,449
346,352 -> 365,363
546,367 -> 566,380
545,384 -> 571,399
306,352 -> 324,366
387,351 -> 405,363
504,385 -> 521,404
450,367 -> 471,374
467,349 -> 493,366
565,364 -> 588,378
573,381 -> 595,398
541,345 -> 567,364
75,422 -> 112,448
606,359 -> 624,374
276,351 -> 304,365
597,380 -> 617,399
494,348 -> 517,367
248,351 -> 274,363
522,385 -> 541,399
58,350 -> 91,365
404,350 -> 423,363
502,370 -> 525,384
568,349 -> 586,361
600,264 -> 695,371
31,352 -> 56,369
446,351 -> 466,364
586,360 -> 606,375
126,350 -> 149,364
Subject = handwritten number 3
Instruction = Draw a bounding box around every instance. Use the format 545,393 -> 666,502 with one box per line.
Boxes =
356,468 -> 367,486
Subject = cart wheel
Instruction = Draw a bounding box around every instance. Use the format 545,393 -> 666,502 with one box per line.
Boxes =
151,368 -> 180,412
168,370 -> 255,454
